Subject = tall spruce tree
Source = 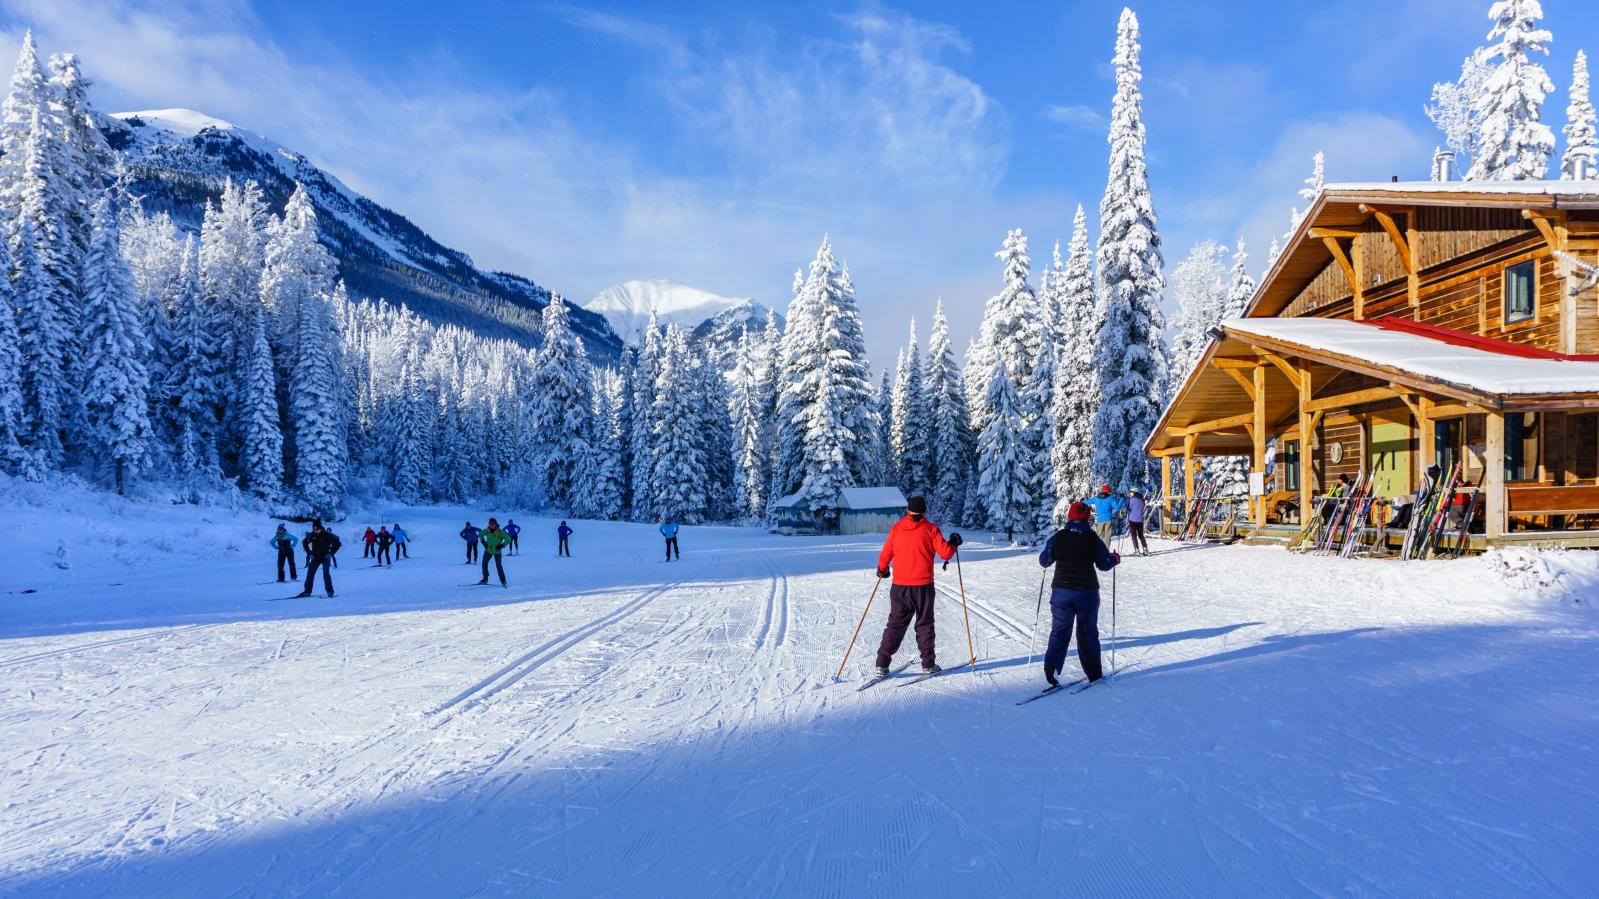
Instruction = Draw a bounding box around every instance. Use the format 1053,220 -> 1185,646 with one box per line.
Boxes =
1468,0 -> 1556,180
1052,205 -> 1097,518
629,309 -> 663,520
1091,8 -> 1170,492
1564,50 -> 1597,179
926,300 -> 972,526
0,235 -> 31,473
524,295 -> 594,513
890,319 -> 932,501
80,194 -> 152,494
650,326 -> 709,522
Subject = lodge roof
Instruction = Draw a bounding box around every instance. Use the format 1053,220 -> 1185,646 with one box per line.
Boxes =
1244,180 -> 1599,320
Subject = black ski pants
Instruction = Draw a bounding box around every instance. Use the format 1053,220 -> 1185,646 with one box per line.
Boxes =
510,534 -> 519,554
396,542 -> 408,559
304,555 -> 334,596
377,543 -> 391,565
1128,521 -> 1148,553
559,535 -> 570,557
363,541 -> 374,558
276,545 -> 297,581
664,537 -> 679,560
465,540 -> 478,563
481,552 -> 505,585
1044,587 -> 1102,681
875,584 -> 936,669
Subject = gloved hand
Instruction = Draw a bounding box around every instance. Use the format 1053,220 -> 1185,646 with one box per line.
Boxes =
1111,552 -> 1121,564
947,532 -> 963,548
876,568 -> 890,579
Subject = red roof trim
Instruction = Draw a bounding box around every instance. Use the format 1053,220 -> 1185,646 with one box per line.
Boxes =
1365,316 -> 1599,362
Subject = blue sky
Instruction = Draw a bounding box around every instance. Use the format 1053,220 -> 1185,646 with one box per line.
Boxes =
4,0 -> 1597,365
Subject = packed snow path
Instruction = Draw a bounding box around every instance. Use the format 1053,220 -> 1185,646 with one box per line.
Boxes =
2,505 -> 1596,897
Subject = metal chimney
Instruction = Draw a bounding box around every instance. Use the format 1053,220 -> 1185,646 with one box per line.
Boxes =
1576,155 -> 1594,182
1433,149 -> 1456,182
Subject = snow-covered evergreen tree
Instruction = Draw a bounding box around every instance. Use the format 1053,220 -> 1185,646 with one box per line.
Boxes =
0,235 -> 31,473
201,179 -> 271,470
926,300 -> 972,526
695,346 -> 736,519
1167,240 -> 1229,391
389,328 -> 432,502
1564,50 -> 1597,179
1023,335 -> 1058,538
237,305 -> 282,497
524,295 -> 594,513
1091,8 -> 1170,492
582,368 -> 628,520
10,112 -> 72,466
976,360 -> 1030,541
729,328 -> 767,519
1429,53 -> 1493,174
650,326 -> 709,522
1206,241 -> 1259,502
1051,205 -> 1097,519
1287,151 -> 1325,235
890,319 -> 932,500
877,364 -> 896,487
161,235 -> 222,481
772,236 -> 877,512
629,309 -> 663,520
1467,0 -> 1556,181
0,32 -> 52,240
79,194 -> 151,494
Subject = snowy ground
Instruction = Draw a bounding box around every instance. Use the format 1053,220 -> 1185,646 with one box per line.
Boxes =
3,483 -> 1598,897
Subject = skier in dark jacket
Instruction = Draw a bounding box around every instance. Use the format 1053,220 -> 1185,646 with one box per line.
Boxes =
873,496 -> 961,676
1038,501 -> 1120,685
270,525 -> 298,582
478,518 -> 510,586
296,520 -> 341,598
362,527 -> 377,559
375,526 -> 394,566
557,521 -> 573,557
1126,489 -> 1149,556
460,522 -> 481,563
505,519 -> 521,555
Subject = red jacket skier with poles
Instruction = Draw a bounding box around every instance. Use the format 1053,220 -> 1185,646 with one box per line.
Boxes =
872,496 -> 961,676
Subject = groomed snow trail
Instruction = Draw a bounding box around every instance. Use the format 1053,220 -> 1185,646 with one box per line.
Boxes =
2,503 -> 1596,897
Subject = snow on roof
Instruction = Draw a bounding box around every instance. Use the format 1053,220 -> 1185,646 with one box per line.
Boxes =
1323,180 -> 1599,198
838,487 -> 907,510
1222,317 -> 1599,396
770,488 -> 908,510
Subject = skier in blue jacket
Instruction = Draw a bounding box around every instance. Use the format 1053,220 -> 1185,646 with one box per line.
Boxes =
505,519 -> 521,555
269,525 -> 298,582
1084,485 -> 1125,543
660,521 -> 680,561
1038,501 -> 1121,686
392,524 -> 409,559
557,521 -> 573,557
460,521 -> 481,563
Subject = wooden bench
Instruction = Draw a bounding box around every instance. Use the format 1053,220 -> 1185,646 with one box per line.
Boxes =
1507,485 -> 1599,516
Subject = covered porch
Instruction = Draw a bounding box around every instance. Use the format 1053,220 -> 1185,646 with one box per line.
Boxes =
1147,317 -> 1599,550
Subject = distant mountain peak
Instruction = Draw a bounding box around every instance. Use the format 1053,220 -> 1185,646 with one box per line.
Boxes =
586,280 -> 753,345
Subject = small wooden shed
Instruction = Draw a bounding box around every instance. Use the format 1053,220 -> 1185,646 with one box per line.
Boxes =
769,487 -> 908,536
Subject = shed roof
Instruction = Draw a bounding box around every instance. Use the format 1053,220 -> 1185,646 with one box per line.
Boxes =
838,487 -> 907,510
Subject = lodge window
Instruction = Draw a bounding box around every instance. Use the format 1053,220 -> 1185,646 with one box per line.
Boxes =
1504,260 -> 1535,324
1281,441 -> 1300,492
1435,418 -> 1462,475
1506,412 -> 1540,482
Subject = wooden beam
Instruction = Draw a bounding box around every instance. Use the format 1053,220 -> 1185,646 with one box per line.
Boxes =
1222,366 -> 1257,400
1522,208 -> 1559,251
1309,227 -> 1361,240
1430,402 -> 1493,418
1211,357 -> 1260,370
1297,365 -> 1315,521
1180,411 -> 1258,436
1260,353 -> 1302,391
1306,385 -> 1400,413
1362,204 -> 1415,276
1321,236 -> 1358,294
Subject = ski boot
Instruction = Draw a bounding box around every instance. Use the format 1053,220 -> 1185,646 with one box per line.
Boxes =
921,663 -> 942,676
1045,668 -> 1058,687
477,578 -> 490,585
874,666 -> 890,677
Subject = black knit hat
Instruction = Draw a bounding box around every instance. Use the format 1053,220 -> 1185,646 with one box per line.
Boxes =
907,496 -> 927,515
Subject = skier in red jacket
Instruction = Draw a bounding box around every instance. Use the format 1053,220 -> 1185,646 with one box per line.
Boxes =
873,496 -> 962,676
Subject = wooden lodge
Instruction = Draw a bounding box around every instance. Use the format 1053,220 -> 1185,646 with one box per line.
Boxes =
1149,181 -> 1599,551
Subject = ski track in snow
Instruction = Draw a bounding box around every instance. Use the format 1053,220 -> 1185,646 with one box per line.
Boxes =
1,504 -> 1597,897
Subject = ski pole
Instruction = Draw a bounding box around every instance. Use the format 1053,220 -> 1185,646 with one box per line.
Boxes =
1110,564 -> 1117,678
835,575 -> 883,680
953,550 -> 977,672
1028,568 -> 1046,666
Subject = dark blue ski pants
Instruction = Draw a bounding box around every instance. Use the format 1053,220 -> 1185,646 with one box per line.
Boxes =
1044,587 -> 1102,681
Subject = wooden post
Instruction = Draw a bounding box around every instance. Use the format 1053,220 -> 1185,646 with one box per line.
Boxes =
1416,395 -> 1434,477
1485,412 -> 1507,541
1252,364 -> 1267,527
1352,231 -> 1366,321
1183,433 -> 1196,503
1297,368 -> 1314,525
1160,453 -> 1172,525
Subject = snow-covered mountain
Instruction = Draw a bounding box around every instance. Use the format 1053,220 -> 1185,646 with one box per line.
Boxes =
586,280 -> 752,345
101,109 -> 622,357
692,300 -> 783,370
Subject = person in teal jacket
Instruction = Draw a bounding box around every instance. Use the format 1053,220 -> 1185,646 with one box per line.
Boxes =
660,521 -> 680,561
392,524 -> 409,560
270,525 -> 298,582
1083,485 -> 1125,543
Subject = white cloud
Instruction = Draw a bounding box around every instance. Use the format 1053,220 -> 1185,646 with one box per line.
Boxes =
1041,104 -> 1106,132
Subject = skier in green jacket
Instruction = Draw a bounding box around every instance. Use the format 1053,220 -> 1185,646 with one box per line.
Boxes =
478,517 -> 511,586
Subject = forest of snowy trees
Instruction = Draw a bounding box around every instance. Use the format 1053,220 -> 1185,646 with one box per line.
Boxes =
1,0 -> 1595,539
